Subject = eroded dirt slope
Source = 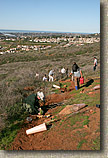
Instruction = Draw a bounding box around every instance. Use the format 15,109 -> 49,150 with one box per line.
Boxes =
10,78 -> 100,150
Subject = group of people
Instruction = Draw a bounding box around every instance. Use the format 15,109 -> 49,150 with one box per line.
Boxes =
41,63 -> 82,90
42,67 -> 68,82
24,57 -> 98,115
42,70 -> 54,82
35,57 -> 98,90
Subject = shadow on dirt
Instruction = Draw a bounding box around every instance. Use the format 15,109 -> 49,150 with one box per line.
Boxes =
46,124 -> 52,130
80,79 -> 94,89
42,102 -> 64,114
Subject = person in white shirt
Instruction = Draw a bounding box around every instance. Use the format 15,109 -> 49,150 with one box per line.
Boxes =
49,70 -> 54,81
61,68 -> 66,78
93,57 -> 97,71
43,74 -> 47,82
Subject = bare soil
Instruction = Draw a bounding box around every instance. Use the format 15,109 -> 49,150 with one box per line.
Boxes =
10,79 -> 100,150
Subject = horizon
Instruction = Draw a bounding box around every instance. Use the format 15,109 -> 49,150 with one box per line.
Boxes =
0,28 -> 100,34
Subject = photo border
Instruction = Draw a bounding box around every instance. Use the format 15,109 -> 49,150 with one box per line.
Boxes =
0,0 -> 107,157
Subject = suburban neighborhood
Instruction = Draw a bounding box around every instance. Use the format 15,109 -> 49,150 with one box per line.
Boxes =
0,32 -> 100,55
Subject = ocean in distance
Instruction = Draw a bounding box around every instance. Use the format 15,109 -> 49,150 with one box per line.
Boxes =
0,29 -> 91,34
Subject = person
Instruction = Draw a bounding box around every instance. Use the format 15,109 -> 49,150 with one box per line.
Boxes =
43,74 -> 47,82
72,62 -> 79,73
36,91 -> 45,107
23,91 -> 45,114
74,68 -> 82,90
37,91 -> 45,101
49,69 -> 54,81
71,62 -> 79,81
61,67 -> 66,78
93,57 -> 97,71
72,62 -> 82,90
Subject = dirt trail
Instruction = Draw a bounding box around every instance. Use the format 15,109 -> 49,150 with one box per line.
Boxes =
10,79 -> 100,150
10,107 -> 100,150
45,80 -> 75,105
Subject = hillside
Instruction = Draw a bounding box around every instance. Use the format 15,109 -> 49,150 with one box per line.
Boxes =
0,42 -> 100,150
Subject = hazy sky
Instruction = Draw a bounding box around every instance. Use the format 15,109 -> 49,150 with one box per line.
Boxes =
0,0 -> 100,33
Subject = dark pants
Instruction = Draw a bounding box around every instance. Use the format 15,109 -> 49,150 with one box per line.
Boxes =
93,64 -> 97,71
77,77 -> 80,88
61,73 -> 65,78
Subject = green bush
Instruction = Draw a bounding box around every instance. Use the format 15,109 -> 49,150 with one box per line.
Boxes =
5,102 -> 26,124
0,120 -> 23,150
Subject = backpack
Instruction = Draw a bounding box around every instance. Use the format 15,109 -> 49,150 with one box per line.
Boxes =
72,64 -> 79,72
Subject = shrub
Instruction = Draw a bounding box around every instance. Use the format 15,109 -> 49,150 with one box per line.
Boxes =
5,102 -> 26,124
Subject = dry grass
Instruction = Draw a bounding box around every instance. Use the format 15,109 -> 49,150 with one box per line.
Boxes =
0,42 -> 100,130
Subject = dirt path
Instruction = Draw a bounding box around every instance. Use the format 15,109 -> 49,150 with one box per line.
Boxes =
45,80 -> 75,105
10,79 -> 100,150
10,106 -> 100,150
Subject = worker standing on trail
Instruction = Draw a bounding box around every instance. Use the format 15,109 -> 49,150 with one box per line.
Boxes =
72,62 -> 82,90
93,57 -> 97,71
49,69 -> 54,81
74,68 -> 82,90
71,62 -> 79,81
61,67 -> 66,79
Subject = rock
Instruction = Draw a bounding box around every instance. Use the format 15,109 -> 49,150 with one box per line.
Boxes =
89,109 -> 93,113
88,92 -> 94,94
59,103 -> 86,115
24,86 -> 35,91
83,125 -> 89,128
93,85 -> 100,90
63,85 -> 67,88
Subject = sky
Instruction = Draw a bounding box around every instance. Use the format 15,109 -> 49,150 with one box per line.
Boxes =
0,0 -> 100,33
